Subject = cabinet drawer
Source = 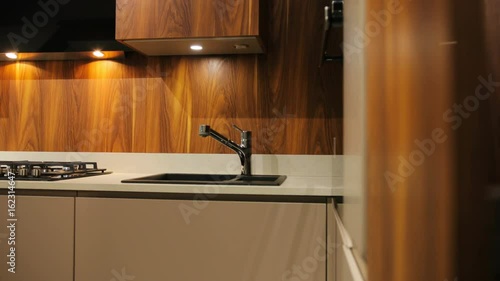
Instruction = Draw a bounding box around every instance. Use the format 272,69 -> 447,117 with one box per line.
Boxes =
75,197 -> 326,281
0,196 -> 74,281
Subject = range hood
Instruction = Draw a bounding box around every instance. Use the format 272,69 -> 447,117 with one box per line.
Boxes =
0,0 -> 130,61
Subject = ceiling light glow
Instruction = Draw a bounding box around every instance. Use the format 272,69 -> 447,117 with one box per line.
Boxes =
93,50 -> 105,58
190,45 -> 203,51
5,53 -> 18,59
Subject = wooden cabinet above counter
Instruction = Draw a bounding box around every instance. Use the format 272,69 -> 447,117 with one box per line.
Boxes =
115,0 -> 266,55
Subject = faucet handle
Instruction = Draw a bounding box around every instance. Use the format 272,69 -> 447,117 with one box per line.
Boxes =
232,124 -> 251,149
232,124 -> 244,133
232,124 -> 251,134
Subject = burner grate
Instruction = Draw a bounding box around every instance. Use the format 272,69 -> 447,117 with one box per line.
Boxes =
0,161 -> 111,181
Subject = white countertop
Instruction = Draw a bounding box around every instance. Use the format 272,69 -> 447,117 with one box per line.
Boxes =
3,173 -> 343,196
0,152 -> 344,196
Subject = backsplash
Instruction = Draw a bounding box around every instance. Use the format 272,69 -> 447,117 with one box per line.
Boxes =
0,0 -> 342,154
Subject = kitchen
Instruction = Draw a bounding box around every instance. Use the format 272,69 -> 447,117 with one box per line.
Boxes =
1,0 -> 499,281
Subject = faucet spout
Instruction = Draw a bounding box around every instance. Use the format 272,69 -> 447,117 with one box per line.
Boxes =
199,124 -> 252,175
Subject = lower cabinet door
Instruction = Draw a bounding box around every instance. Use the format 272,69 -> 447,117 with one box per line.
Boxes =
75,197 -> 327,281
0,195 -> 75,281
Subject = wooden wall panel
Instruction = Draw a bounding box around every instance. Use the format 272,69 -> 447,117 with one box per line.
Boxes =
456,1 -> 499,280
366,0 -> 497,281
0,0 -> 342,154
484,0 -> 500,184
366,0 -> 457,280
1,63 -> 43,151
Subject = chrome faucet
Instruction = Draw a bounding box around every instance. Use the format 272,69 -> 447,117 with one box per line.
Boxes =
199,124 -> 252,175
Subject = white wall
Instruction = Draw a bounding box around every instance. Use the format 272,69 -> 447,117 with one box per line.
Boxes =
342,0 -> 367,266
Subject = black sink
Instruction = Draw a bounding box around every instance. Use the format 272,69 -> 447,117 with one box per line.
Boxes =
121,173 -> 287,186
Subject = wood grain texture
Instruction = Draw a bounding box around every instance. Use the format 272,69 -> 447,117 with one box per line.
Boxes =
366,0 -> 457,281
365,0 -> 496,281
116,0 -> 260,40
0,0 -> 342,154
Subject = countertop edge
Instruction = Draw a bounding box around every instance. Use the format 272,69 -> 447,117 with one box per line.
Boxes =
0,173 -> 343,197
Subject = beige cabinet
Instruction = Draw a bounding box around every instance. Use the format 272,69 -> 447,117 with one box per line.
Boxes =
75,197 -> 327,281
0,195 -> 75,281
335,205 -> 352,281
327,199 -> 347,281
328,201 -> 365,281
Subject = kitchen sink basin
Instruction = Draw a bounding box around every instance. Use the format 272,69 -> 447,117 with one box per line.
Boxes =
121,173 -> 287,186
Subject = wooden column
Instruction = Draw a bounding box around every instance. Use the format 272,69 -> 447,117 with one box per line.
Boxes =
365,0 -> 496,280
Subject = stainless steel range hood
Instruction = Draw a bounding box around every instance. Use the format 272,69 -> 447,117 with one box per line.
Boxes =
0,0 -> 130,61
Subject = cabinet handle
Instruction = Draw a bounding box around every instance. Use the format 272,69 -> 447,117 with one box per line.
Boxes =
332,203 -> 353,248
342,245 -> 366,281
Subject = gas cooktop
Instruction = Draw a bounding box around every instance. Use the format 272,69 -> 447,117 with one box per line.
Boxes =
0,161 -> 111,181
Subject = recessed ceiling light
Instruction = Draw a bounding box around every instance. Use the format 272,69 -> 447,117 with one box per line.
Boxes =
190,45 -> 203,51
93,50 -> 105,58
234,44 -> 250,50
5,53 -> 18,59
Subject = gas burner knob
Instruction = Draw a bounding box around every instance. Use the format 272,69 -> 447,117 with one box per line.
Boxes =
18,168 -> 29,177
31,169 -> 42,177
